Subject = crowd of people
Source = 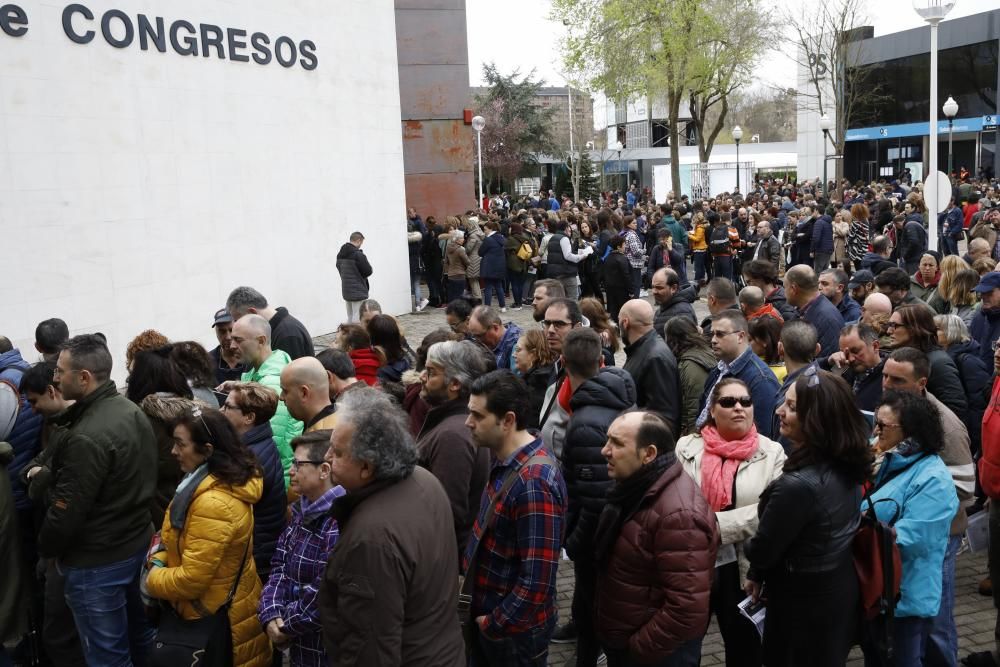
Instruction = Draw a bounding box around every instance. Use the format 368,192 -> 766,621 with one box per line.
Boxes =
2,172 -> 1000,667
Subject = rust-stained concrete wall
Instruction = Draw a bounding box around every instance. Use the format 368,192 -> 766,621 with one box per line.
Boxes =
396,0 -> 475,221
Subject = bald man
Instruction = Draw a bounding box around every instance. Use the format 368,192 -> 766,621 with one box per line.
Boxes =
279,356 -> 336,431
619,299 -> 681,434
221,314 -> 302,487
965,237 -> 992,265
739,285 -> 784,323
861,292 -> 892,326
783,264 -> 844,358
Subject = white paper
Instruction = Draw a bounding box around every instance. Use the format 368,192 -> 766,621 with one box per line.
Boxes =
738,595 -> 766,640
715,543 -> 737,568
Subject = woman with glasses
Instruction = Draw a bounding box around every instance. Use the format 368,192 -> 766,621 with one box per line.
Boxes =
221,383 -> 289,582
144,406 -> 271,667
887,304 -> 969,421
744,369 -> 872,666
258,430 -> 344,667
513,328 -> 556,430
677,378 -> 786,667
862,390 -> 957,664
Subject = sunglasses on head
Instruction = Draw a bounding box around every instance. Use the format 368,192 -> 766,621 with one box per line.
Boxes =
717,396 -> 752,409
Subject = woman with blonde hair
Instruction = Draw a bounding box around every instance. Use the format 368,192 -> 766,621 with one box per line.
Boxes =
928,255 -> 970,314
832,209 -> 851,270
513,328 -> 556,430
579,297 -> 621,360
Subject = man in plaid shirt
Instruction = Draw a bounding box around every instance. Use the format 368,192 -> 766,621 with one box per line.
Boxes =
464,370 -> 567,666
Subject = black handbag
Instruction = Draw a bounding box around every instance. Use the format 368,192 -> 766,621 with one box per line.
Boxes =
149,540 -> 250,667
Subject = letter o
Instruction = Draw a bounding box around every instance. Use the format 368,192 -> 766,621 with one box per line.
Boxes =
274,36 -> 296,68
101,8 -> 134,48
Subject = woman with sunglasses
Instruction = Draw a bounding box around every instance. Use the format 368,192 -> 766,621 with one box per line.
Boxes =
862,390 -> 957,665
744,369 -> 872,666
258,430 -> 345,667
676,378 -> 786,667
143,405 -> 271,667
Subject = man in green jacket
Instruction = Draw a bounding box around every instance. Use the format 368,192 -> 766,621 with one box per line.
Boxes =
221,314 -> 302,487
36,334 -> 156,665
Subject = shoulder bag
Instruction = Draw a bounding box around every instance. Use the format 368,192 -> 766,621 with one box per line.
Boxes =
149,538 -> 250,667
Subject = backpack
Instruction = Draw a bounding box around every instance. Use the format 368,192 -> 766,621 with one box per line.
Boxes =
516,241 -> 533,262
853,487 -> 904,664
708,225 -> 732,255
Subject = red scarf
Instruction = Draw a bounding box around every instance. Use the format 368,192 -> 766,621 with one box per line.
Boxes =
700,425 -> 759,511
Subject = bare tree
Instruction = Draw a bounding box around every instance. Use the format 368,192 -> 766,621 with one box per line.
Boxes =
784,0 -> 886,182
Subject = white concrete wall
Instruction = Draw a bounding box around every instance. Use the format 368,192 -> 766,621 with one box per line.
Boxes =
795,40 -> 836,183
1,0 -> 409,382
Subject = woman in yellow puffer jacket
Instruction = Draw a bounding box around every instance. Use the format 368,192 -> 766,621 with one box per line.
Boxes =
145,403 -> 272,667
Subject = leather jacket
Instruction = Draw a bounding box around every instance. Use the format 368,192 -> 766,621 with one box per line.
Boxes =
744,462 -> 860,579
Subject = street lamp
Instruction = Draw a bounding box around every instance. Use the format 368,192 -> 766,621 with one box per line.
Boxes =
819,114 -> 833,199
732,125 -> 743,193
943,95 -> 959,177
472,115 -> 485,209
914,0 -> 956,252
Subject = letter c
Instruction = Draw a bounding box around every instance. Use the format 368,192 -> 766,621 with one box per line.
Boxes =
62,3 -> 94,44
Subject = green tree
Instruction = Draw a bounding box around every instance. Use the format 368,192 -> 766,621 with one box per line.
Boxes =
473,64 -> 556,192
575,152 -> 601,201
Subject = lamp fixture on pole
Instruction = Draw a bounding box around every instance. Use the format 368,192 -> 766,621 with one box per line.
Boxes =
913,0 -> 956,252
943,95 -> 959,178
614,140 -> 624,192
819,114 -> 833,199
732,125 -> 743,193
472,115 -> 486,209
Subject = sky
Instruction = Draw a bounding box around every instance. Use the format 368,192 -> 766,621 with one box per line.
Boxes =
466,0 -> 997,94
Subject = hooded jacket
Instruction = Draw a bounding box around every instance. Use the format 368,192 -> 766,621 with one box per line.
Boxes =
491,322 -> 522,371
241,349 -> 302,488
349,347 -> 382,386
336,242 -> 373,302
653,284 -> 698,337
563,368 -> 637,561
464,222 -> 485,278
478,232 -> 508,280
37,381 -> 156,566
146,474 -> 271,667
866,447 -> 958,618
445,240 -> 469,279
810,215 -> 834,255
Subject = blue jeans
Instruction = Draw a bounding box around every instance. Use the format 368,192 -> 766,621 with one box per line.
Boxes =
61,548 -> 154,667
471,617 -> 554,667
713,255 -> 733,281
507,269 -> 525,305
483,278 -> 507,307
410,274 -> 423,303
888,616 -> 934,667
693,251 -> 707,283
924,534 -> 961,666
603,637 -> 702,667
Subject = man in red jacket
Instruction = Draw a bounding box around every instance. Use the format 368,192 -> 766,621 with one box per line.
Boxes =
594,411 -> 719,666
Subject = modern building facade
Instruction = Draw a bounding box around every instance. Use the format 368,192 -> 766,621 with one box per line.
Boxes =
797,9 -> 1000,184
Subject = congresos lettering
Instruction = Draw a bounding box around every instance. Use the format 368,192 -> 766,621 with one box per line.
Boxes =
0,3 -> 318,71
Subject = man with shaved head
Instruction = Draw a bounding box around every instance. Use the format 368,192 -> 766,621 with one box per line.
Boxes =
739,285 -> 783,323
861,292 -> 893,347
619,299 -> 681,435
280,356 -> 337,432
783,264 -> 844,358
220,314 -> 302,485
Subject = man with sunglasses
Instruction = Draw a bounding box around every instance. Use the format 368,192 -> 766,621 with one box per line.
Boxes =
697,311 -> 780,438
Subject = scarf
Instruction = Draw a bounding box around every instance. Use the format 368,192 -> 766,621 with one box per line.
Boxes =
169,463 -> 210,530
593,453 -> 675,566
700,425 -> 759,512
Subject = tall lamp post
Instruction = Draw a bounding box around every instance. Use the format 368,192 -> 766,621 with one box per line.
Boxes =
943,96 -> 959,178
914,0 -> 955,252
472,115 -> 485,209
819,114 -> 833,199
732,125 -> 743,193
614,140 -> 624,193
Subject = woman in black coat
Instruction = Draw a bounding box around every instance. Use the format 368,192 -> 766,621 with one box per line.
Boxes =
513,329 -> 555,431
602,235 -> 632,321
478,220 -> 508,309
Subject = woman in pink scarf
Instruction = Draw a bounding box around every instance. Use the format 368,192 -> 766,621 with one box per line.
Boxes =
675,378 -> 786,667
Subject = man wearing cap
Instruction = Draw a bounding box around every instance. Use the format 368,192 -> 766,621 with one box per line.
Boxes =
208,308 -> 246,386
848,270 -> 876,305
971,272 -> 1000,368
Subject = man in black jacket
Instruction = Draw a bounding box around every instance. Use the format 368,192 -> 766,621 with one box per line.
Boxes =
226,286 -> 315,359
651,268 -> 697,337
336,231 -> 375,323
561,328 -> 637,666
36,335 -> 156,665
619,299 -> 681,436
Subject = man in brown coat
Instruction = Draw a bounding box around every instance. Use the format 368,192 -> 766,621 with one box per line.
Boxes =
594,411 -> 719,666
320,387 -> 464,666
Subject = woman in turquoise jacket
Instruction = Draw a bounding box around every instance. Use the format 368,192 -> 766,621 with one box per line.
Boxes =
864,389 -> 958,665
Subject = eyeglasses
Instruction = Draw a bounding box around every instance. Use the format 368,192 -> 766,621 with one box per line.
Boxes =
290,459 -> 326,470
711,330 -> 738,339
543,320 -> 573,329
873,420 -> 900,432
717,396 -> 752,408
220,401 -> 244,413
885,322 -> 906,332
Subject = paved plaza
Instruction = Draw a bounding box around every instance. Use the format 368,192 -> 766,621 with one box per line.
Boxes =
313,292 -> 999,666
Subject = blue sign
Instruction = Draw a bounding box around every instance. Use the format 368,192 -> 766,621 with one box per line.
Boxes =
986,115 -> 997,131
604,160 -> 629,174
845,116 -> 990,141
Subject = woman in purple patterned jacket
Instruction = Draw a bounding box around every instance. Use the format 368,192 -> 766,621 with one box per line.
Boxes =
258,430 -> 344,666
